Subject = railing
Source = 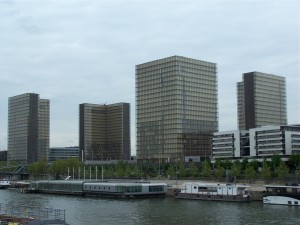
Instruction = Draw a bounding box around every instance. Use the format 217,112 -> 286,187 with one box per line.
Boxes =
0,203 -> 66,222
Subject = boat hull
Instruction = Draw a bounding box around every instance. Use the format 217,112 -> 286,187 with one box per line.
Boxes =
263,196 -> 300,206
0,185 -> 10,189
175,193 -> 250,202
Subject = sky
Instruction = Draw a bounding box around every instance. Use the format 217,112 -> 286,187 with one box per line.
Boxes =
0,0 -> 299,155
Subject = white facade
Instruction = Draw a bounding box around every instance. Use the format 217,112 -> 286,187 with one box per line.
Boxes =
212,125 -> 300,159
212,130 -> 249,159
249,125 -> 300,157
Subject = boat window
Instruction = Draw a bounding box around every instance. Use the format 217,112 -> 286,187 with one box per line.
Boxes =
149,185 -> 163,192
294,201 -> 298,205
288,201 -> 292,205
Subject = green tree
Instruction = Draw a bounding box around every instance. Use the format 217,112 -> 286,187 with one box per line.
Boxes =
260,163 -> 272,178
188,162 -> 199,177
248,160 -> 260,172
275,161 -> 289,179
124,164 -> 131,178
230,161 -> 242,177
271,155 -> 281,171
288,154 -> 300,170
201,161 -> 211,177
241,158 -> 249,171
214,159 -> 222,168
178,163 -> 186,178
105,165 -> 115,178
116,161 -> 125,178
214,165 -> 225,178
222,159 -> 232,170
27,160 -> 49,179
244,165 -> 256,182
166,165 -> 175,178
49,160 -> 65,179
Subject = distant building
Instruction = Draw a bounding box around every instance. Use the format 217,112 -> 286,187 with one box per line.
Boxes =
79,103 -> 130,161
249,125 -> 300,157
237,72 -> 287,130
7,93 -> 50,164
212,130 -> 249,159
0,151 -> 7,161
136,56 -> 218,162
211,125 -> 300,160
49,147 -> 79,162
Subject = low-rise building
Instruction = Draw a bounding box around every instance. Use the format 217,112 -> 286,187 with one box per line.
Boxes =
212,130 -> 249,159
49,147 -> 79,162
250,125 -> 300,157
211,124 -> 300,160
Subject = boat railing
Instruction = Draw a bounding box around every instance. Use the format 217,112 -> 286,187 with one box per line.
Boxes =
0,203 -> 66,222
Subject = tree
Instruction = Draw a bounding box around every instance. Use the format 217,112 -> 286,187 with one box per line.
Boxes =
288,154 -> 300,170
275,161 -> 289,179
230,161 -> 242,178
244,165 -> 256,182
188,162 -> 199,177
241,158 -> 249,171
271,154 -> 281,172
214,165 -> 225,178
222,159 -> 232,170
49,160 -> 65,179
201,161 -> 211,177
178,163 -> 186,178
260,163 -> 272,179
166,165 -> 175,178
248,160 -> 260,172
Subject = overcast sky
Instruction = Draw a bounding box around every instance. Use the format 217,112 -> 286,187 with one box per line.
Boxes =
0,0 -> 299,155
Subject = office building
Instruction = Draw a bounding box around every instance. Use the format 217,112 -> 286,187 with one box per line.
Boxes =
79,102 -> 130,161
212,130 -> 249,159
249,125 -> 300,157
237,72 -> 287,130
211,125 -> 300,159
49,146 -> 79,162
7,93 -> 50,164
136,56 -> 218,162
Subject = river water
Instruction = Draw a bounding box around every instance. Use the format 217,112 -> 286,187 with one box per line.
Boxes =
0,189 -> 299,225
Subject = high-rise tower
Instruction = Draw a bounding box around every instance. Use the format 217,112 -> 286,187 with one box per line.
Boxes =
8,93 -> 50,164
136,56 -> 218,162
79,102 -> 130,161
237,71 -> 287,130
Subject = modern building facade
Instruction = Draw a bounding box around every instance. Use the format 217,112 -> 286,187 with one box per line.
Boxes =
136,56 -> 218,162
211,125 -> 300,159
249,125 -> 300,157
237,72 -> 287,130
49,146 -> 79,162
211,130 -> 249,159
79,103 -> 130,161
7,93 -> 50,164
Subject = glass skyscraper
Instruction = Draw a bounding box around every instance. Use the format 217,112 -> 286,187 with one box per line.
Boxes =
237,71 -> 287,130
8,93 -> 50,164
136,56 -> 218,162
79,102 -> 130,161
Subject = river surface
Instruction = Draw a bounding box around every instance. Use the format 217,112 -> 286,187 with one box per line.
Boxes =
0,189 -> 299,225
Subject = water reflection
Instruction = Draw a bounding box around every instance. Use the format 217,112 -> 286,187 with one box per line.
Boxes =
0,189 -> 299,225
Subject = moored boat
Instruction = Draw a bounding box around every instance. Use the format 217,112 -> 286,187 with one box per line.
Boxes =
0,180 -> 11,189
175,182 -> 251,202
27,180 -> 168,198
263,184 -> 300,206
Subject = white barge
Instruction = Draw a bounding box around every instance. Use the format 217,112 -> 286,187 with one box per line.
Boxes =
263,184 -> 300,206
175,182 -> 251,202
